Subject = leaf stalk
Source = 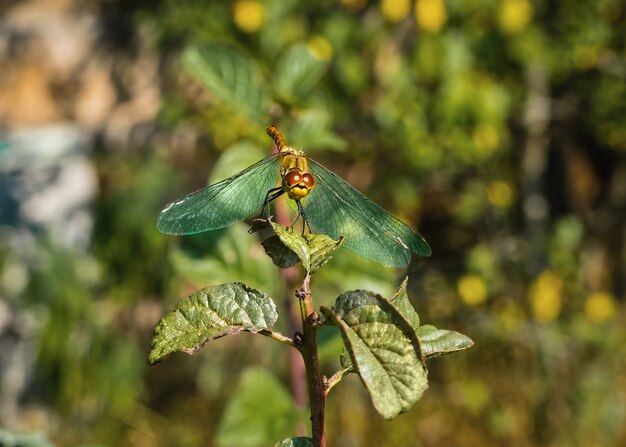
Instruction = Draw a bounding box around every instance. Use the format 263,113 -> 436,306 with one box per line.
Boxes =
259,329 -> 296,347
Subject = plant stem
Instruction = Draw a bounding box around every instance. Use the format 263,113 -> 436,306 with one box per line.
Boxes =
296,273 -> 326,447
282,267 -> 308,434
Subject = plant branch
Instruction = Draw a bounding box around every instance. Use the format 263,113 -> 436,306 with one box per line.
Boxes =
296,272 -> 326,447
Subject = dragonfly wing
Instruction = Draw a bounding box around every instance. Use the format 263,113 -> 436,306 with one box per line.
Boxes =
306,158 -> 431,267
157,155 -> 281,235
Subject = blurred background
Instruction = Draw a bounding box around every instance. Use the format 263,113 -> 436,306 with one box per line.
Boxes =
1,0 -> 625,446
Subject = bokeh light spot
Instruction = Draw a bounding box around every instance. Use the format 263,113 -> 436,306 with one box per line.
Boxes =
381,0 -> 410,23
529,271 -> 563,322
307,35 -> 334,61
233,0 -> 265,33
499,0 -> 533,34
415,0 -> 448,33
584,291 -> 616,323
458,274 -> 488,306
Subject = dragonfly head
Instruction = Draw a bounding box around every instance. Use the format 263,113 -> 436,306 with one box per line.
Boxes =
282,169 -> 316,200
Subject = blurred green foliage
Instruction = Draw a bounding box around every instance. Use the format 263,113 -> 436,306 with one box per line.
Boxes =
2,0 -> 625,446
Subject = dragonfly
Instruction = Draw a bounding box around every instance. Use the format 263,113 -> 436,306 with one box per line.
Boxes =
157,126 -> 431,267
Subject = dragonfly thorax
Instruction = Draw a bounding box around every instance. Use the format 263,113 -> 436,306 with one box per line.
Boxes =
282,168 -> 316,200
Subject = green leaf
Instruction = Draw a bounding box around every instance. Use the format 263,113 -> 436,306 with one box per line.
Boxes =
274,438 -> 313,447
209,141 -> 270,184
251,219 -> 302,269
416,325 -> 474,359
387,278 -> 473,358
148,282 -> 277,364
321,290 -> 428,419
270,222 -> 315,270
290,110 -> 346,152
216,368 -> 298,447
254,221 -> 343,273
303,232 -> 345,274
273,43 -> 329,103
183,44 -> 270,121
389,277 -> 420,329
339,347 -> 354,370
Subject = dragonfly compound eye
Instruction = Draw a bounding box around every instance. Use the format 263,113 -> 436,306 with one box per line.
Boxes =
301,173 -> 315,188
283,170 -> 316,200
284,170 -> 302,187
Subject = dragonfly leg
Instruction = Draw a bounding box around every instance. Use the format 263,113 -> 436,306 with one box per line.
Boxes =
289,212 -> 301,230
296,200 -> 312,235
262,187 -> 284,218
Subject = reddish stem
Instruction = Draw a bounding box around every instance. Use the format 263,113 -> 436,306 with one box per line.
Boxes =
297,274 -> 326,447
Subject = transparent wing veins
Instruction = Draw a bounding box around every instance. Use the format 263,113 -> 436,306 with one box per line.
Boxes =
157,155 -> 281,235
305,158 -> 431,267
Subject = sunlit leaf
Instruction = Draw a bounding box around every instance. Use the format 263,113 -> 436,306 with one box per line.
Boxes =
389,277 -> 420,329
385,278 -> 473,358
303,232 -> 345,273
416,325 -> 474,358
183,44 -> 270,121
322,290 -> 428,419
217,368 -> 297,447
256,221 -> 343,273
148,282 -> 277,364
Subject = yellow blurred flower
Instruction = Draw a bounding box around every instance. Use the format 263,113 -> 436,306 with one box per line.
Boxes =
233,0 -> 265,33
499,0 -> 533,34
307,35 -> 334,61
529,271 -> 563,322
415,0 -> 448,33
458,274 -> 488,306
381,0 -> 410,22
487,180 -> 515,209
584,292 -> 617,323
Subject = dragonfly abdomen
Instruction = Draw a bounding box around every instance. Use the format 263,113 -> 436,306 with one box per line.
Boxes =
266,125 -> 288,150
